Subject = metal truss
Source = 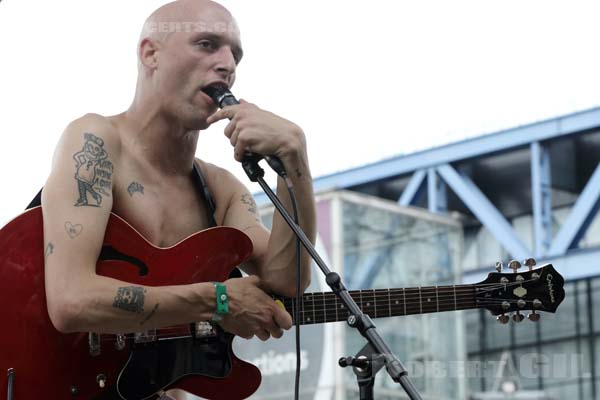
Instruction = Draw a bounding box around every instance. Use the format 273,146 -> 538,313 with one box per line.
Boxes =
254,107 -> 600,282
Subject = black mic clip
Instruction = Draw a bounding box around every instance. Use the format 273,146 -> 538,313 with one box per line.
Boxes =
241,153 -> 265,182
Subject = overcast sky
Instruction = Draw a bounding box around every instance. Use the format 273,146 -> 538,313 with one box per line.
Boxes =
1,0 -> 599,225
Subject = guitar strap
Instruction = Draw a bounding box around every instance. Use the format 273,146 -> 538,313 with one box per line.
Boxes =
192,160 -> 218,227
26,161 -> 218,227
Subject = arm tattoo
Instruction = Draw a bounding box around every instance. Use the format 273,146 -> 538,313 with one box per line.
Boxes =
127,181 -> 144,196
73,133 -> 113,207
64,221 -> 83,238
140,303 -> 159,326
113,286 -> 146,314
295,168 -> 302,178
241,193 -> 260,222
45,242 -> 54,260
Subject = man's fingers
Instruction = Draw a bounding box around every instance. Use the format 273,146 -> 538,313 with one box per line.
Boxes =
256,330 -> 270,341
206,106 -> 238,124
272,305 -> 293,330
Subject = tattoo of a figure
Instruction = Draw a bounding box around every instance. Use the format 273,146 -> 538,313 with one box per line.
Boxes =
241,194 -> 260,222
45,242 -> 54,260
64,221 -> 83,238
73,133 -> 113,207
295,168 -> 302,178
127,181 -> 144,196
113,286 -> 146,314
140,303 -> 159,326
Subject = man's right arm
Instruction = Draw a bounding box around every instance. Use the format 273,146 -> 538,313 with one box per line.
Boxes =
43,114 -> 291,339
43,114 -> 217,334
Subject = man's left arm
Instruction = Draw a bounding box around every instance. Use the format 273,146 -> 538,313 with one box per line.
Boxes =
208,102 -> 316,297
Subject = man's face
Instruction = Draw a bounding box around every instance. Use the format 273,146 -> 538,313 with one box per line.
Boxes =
154,4 -> 242,129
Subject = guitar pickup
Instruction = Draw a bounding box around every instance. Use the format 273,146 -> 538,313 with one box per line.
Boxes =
88,332 -> 101,357
195,321 -> 217,338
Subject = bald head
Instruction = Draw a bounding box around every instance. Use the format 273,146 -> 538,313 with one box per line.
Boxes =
132,0 -> 242,129
140,0 -> 238,46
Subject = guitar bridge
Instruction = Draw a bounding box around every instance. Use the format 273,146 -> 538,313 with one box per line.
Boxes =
134,329 -> 157,344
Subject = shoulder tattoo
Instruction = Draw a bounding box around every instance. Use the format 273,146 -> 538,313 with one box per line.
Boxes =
73,132 -> 113,207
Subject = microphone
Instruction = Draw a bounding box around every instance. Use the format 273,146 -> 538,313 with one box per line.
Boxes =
202,84 -> 287,178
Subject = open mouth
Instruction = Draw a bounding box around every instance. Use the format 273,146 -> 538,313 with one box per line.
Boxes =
201,83 -> 228,102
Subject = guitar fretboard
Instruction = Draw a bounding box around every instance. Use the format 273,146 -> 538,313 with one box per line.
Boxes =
275,285 -> 476,325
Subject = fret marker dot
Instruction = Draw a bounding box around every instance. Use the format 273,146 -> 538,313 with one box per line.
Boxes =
366,302 -> 370,307
427,298 -> 431,302
395,300 -> 399,305
307,317 -> 311,322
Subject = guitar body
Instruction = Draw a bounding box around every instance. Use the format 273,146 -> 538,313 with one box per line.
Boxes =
0,207 -> 261,399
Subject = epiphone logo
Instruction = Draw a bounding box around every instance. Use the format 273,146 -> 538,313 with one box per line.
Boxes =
547,274 -> 556,304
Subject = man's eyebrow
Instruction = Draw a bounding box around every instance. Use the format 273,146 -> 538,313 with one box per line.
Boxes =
194,32 -> 243,62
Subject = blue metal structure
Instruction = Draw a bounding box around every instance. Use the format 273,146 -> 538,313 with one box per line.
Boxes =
256,107 -> 600,284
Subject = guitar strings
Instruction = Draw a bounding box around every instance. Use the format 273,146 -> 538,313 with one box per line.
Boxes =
92,297 -> 539,343
91,277 -> 544,342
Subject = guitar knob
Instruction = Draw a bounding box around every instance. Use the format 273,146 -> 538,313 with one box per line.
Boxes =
97,373 -> 107,388
495,261 -> 503,272
508,260 -> 521,273
497,314 -> 510,324
523,258 -> 536,271
528,311 -> 540,322
512,312 -> 525,323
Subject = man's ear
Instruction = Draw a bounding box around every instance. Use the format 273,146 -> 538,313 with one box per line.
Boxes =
139,38 -> 159,69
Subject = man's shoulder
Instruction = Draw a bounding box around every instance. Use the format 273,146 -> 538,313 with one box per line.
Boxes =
195,158 -> 245,195
60,113 -> 121,152
68,113 -> 118,136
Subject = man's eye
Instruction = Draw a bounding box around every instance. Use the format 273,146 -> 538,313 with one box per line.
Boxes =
196,40 -> 216,50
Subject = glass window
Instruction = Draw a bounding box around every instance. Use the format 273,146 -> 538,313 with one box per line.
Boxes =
540,281 -> 577,341
484,315 -> 512,350
592,278 -> 600,333
465,310 -> 482,354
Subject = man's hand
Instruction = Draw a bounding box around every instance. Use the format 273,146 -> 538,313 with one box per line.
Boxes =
206,100 -> 306,163
218,275 -> 293,341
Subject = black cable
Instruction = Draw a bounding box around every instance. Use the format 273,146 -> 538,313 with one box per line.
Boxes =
284,177 -> 302,400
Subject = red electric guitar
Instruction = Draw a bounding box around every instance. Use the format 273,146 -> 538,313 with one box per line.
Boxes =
0,207 -> 564,399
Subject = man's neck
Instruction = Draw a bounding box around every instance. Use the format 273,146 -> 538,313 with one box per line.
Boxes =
120,102 -> 200,176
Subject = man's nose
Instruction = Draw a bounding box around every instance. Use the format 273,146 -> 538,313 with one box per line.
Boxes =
213,46 -> 237,80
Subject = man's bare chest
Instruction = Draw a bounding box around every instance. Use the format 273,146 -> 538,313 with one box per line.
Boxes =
111,173 -> 211,248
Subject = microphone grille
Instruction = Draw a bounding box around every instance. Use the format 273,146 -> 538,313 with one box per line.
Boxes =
202,84 -> 231,107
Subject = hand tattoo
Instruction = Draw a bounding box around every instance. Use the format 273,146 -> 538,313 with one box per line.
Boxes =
45,242 -> 54,260
113,286 -> 146,314
140,303 -> 159,326
64,221 -> 83,238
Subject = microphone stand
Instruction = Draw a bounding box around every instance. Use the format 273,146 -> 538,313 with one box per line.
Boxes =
241,156 -> 423,400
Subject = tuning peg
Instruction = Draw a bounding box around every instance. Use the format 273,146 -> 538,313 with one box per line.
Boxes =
512,311 -> 525,323
508,260 -> 521,273
523,258 -> 536,271
495,262 -> 503,272
528,311 -> 540,322
497,314 -> 510,324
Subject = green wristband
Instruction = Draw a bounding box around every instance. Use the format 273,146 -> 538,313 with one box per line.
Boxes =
211,282 -> 229,322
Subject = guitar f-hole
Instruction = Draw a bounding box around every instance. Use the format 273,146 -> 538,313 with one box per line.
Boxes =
6,368 -> 15,400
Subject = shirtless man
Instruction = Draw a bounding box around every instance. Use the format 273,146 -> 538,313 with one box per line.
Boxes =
41,0 -> 316,398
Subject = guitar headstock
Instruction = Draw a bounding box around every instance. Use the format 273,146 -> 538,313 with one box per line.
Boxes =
475,259 -> 565,324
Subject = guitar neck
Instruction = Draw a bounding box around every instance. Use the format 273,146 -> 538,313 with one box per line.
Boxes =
274,284 -> 477,325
